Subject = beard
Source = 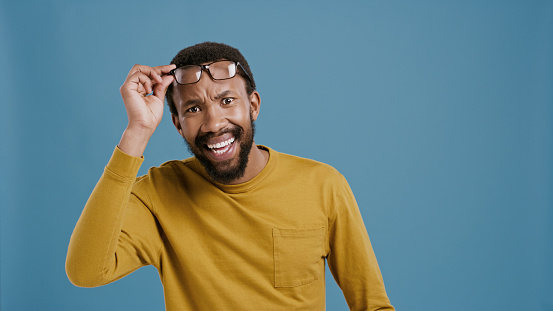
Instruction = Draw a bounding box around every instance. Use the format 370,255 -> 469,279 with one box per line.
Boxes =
184,117 -> 256,184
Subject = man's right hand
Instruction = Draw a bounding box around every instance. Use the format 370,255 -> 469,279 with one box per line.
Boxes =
118,64 -> 176,157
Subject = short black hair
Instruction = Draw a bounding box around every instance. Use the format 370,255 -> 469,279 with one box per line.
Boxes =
166,42 -> 256,116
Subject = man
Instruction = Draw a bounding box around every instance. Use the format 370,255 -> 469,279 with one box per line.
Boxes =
66,42 -> 394,310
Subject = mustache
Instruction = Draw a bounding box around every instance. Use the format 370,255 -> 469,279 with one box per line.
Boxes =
194,125 -> 244,148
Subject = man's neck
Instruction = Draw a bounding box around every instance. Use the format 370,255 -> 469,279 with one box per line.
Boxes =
227,143 -> 269,185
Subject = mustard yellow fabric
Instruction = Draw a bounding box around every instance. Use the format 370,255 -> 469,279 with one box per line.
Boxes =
66,146 -> 394,311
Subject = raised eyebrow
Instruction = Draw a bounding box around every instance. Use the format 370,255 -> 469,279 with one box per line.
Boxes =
214,90 -> 235,100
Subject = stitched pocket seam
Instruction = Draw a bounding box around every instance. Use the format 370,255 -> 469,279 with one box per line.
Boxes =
273,227 -> 325,288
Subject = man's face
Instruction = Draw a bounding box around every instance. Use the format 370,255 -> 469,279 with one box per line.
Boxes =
171,69 -> 260,184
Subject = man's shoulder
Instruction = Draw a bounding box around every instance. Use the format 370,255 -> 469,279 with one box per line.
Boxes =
136,157 -> 201,184
275,149 -> 335,168
270,147 -> 344,180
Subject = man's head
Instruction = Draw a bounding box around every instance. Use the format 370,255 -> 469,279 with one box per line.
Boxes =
168,42 -> 261,184
166,42 -> 256,116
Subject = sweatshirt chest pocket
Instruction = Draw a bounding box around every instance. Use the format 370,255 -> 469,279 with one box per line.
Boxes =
272,227 -> 325,288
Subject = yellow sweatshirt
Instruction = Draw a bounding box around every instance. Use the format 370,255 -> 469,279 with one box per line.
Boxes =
66,146 -> 394,311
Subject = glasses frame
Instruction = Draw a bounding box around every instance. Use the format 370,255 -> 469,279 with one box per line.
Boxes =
170,60 -> 252,85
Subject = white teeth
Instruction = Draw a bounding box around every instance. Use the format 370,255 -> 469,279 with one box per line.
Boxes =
207,137 -> 235,150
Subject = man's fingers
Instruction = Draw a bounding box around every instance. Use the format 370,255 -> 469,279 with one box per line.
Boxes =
136,82 -> 146,95
121,71 -> 153,96
126,64 -> 145,80
135,73 -> 155,95
152,74 -> 175,100
126,64 -> 176,83
122,64 -> 177,99
156,64 -> 177,75
148,64 -> 177,85
126,65 -> 158,83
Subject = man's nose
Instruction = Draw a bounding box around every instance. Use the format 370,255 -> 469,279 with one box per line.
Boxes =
201,105 -> 228,133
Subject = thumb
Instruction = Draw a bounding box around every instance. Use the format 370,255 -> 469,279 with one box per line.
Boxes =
153,75 -> 175,100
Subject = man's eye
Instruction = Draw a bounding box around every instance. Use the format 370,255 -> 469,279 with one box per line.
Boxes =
222,98 -> 233,105
187,106 -> 201,113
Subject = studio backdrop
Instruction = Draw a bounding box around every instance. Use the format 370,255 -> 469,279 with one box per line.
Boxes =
1,1 -> 552,310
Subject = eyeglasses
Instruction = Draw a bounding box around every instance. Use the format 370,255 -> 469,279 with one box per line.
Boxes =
170,60 -> 252,85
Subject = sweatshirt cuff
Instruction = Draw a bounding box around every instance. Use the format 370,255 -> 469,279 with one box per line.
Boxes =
105,146 -> 144,179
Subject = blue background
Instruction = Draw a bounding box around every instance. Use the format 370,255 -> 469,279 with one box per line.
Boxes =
1,1 -> 552,310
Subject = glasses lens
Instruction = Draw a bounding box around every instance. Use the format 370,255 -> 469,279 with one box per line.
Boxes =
175,65 -> 202,84
208,61 -> 237,80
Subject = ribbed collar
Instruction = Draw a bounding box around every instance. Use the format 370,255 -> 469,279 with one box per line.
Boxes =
188,145 -> 277,194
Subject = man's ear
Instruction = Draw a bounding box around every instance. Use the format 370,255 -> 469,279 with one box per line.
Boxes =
249,91 -> 261,121
171,113 -> 183,136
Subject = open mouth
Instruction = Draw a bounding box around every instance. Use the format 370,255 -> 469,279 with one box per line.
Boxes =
206,137 -> 235,156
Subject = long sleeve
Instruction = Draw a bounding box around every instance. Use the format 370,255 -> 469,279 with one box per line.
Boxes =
327,176 -> 394,311
66,147 -> 162,287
